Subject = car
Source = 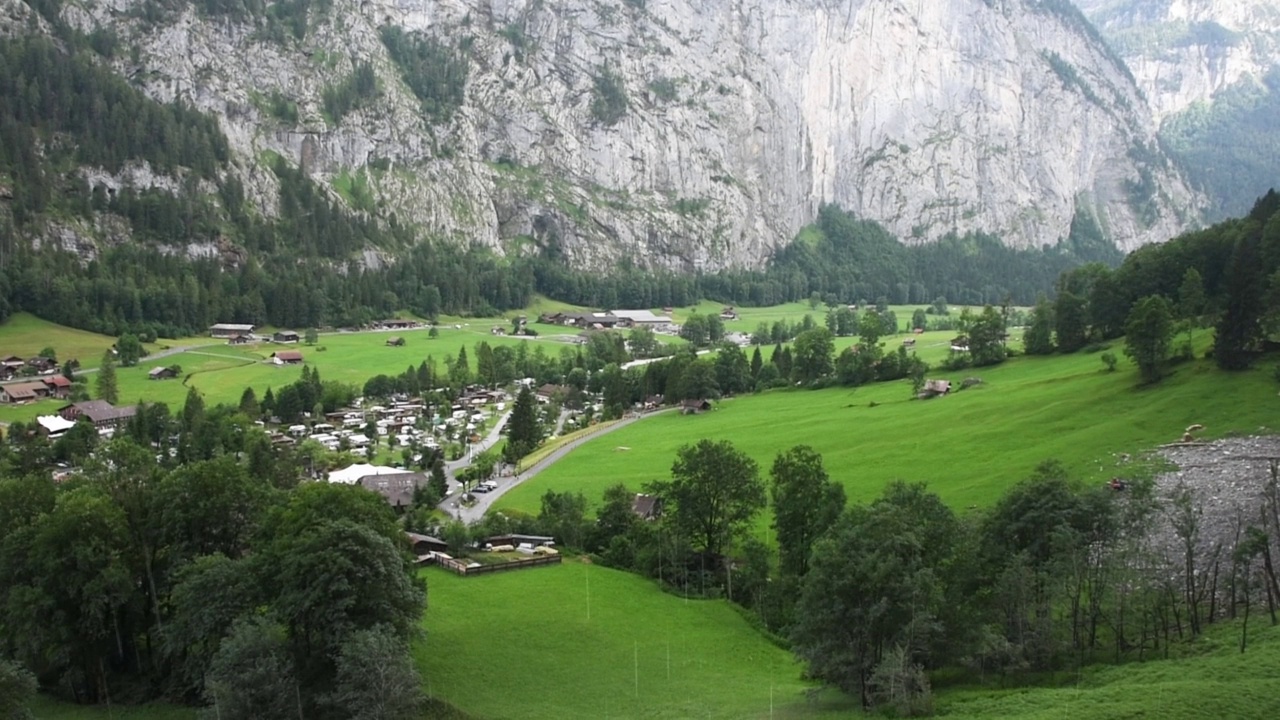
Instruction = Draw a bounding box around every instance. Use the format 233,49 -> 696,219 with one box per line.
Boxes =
471,485 -> 491,493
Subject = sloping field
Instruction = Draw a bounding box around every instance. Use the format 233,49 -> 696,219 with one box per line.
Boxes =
938,622 -> 1280,719
495,347 -> 1277,515
416,561 -> 855,720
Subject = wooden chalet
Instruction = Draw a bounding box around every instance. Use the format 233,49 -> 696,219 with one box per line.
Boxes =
210,323 -> 256,338
273,330 -> 300,343
271,350 -> 304,365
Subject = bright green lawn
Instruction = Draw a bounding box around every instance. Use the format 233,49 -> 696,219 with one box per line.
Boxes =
0,313 -> 161,368
495,346 -> 1277,517
937,621 -> 1280,718
416,562 -> 854,720
137,327 -> 569,410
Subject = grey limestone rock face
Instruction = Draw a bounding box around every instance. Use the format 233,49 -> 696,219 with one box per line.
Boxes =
1078,0 -> 1280,121
62,0 -> 1202,269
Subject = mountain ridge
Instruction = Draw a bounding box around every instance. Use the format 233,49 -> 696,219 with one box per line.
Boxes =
3,0 -> 1203,270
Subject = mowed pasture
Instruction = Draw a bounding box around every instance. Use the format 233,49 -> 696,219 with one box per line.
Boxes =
174,327 -> 561,408
416,562 -> 855,720
495,345 -> 1277,516
938,621 -> 1280,719
0,313 -> 159,368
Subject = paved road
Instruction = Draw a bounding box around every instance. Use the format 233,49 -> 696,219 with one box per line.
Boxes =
442,408 -> 672,523
72,344 -> 221,376
444,410 -> 511,475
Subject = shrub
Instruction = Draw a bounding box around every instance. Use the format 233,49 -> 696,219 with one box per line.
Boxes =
1100,352 -> 1118,372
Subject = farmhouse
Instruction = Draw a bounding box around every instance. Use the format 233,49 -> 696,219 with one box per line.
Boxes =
0,355 -> 24,370
210,323 -> 255,338
42,375 -> 72,398
536,384 -> 568,403
405,532 -> 448,555
1,381 -> 50,403
612,309 -> 674,328
386,336 -> 405,347
58,400 -> 136,429
540,312 -> 621,329
918,379 -> 953,400
26,356 -> 57,374
148,366 -> 178,380
380,319 -> 417,330
227,334 -> 252,345
950,336 -> 970,352
632,493 -> 664,521
359,472 -> 427,512
271,351 -> 304,365
680,399 -> 712,415
273,330 -> 300,343
719,306 -> 739,320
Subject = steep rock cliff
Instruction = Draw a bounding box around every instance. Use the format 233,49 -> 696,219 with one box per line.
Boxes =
1077,0 -> 1280,120
43,0 -> 1200,269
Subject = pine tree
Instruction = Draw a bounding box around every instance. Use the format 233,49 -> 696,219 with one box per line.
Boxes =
95,350 -> 118,404
1023,295 -> 1055,355
429,457 -> 448,498
502,385 -> 542,464
1215,232 -> 1265,370
239,387 -> 259,417
750,346 -> 763,379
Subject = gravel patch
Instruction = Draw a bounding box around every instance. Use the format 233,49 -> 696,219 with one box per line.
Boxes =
1150,436 -> 1280,561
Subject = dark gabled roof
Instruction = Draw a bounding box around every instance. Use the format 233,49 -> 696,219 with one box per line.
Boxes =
4,382 -> 46,400
63,400 -> 136,423
632,493 -> 663,519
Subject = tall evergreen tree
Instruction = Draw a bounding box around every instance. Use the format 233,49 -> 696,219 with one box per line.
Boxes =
1215,231 -> 1266,370
95,350 -> 118,404
1023,295 -> 1055,355
502,385 -> 542,464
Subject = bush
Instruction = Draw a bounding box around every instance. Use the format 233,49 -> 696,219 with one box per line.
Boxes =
1100,352 -> 1118,372
590,66 -> 629,126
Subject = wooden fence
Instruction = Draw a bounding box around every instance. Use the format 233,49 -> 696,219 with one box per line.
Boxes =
428,553 -> 562,576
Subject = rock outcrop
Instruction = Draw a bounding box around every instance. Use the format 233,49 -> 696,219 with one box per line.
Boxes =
1078,0 -> 1280,121
50,0 -> 1201,269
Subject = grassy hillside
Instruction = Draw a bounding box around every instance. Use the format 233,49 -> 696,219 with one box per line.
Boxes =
418,562 -> 1280,720
0,313 -> 154,369
938,621 -> 1280,718
495,341 -> 1276,517
416,561 -> 855,720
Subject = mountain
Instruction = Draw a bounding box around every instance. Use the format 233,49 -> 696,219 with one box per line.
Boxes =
1077,0 -> 1280,219
4,0 -> 1199,272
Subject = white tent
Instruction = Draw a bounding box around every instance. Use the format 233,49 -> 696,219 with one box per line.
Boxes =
327,463 -> 402,485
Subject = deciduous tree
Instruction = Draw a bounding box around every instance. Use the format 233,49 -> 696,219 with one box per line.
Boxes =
1124,295 -> 1174,383
652,439 -> 764,557
770,446 -> 845,577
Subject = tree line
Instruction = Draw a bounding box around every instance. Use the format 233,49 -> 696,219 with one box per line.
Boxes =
1021,190 -> 1280,378
0,403 -> 426,719
467,440 -> 1280,715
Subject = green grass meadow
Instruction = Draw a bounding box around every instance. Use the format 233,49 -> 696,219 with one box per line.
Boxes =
416,561 -> 854,720
496,343 -> 1276,517
937,621 -> 1280,719
0,313 -> 159,368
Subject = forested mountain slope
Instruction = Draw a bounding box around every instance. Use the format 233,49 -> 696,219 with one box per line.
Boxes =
2,0 -> 1199,275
